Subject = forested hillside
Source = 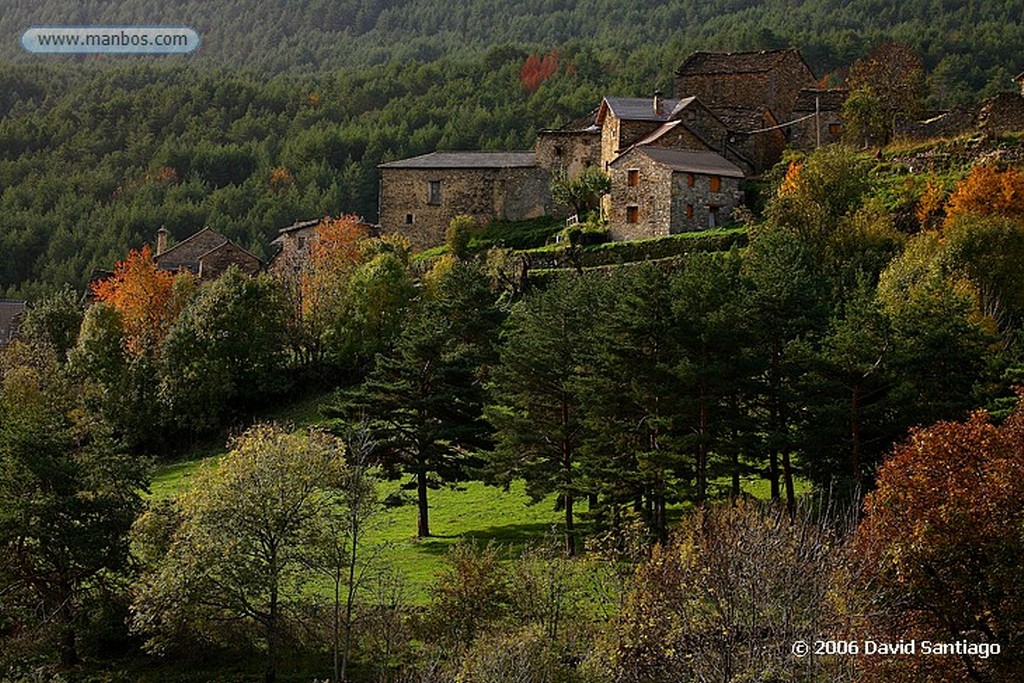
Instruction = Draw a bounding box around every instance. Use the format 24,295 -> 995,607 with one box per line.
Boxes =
1,0 -> 1022,99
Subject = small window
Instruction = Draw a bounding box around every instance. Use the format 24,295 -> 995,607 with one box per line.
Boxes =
686,204 -> 694,219
709,176 -> 721,192
554,146 -> 563,157
709,206 -> 720,228
687,173 -> 695,187
626,206 -> 639,224
828,123 -> 843,136
628,169 -> 639,187
427,180 -> 441,205
406,214 -> 414,225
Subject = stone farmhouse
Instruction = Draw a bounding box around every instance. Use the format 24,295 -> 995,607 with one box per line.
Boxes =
607,148 -> 744,240
378,151 -> 554,250
268,216 -> 378,275
379,48 -> 837,249
153,227 -> 262,279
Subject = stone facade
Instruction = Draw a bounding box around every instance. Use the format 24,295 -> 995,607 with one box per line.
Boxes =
154,227 -> 262,278
674,48 -> 816,124
790,89 -> 849,150
535,128 -> 601,178
607,148 -> 744,241
894,105 -> 977,142
378,152 -> 552,250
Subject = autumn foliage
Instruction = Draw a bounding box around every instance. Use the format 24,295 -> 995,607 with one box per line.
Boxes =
300,214 -> 371,316
945,164 -> 1024,225
854,408 -> 1024,681
91,245 -> 192,355
520,49 -> 559,94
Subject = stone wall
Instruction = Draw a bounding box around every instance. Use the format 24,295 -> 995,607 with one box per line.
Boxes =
894,105 -> 977,142
198,242 -> 262,279
790,111 -> 846,150
676,67 -> 811,124
536,129 -> 600,178
379,166 -> 553,250
607,152 -> 674,240
155,228 -> 227,272
978,94 -> 1024,135
600,113 -> 662,168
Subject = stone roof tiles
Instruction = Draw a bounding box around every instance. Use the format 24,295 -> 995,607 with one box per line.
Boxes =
614,148 -> 745,178
676,48 -> 807,77
379,151 -> 537,169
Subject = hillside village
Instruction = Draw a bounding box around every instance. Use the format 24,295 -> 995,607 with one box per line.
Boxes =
379,46 -> 1024,249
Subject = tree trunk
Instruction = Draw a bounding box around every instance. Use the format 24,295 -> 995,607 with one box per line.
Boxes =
769,450 -> 780,501
266,583 -> 278,683
57,581 -> 78,671
416,468 -> 430,538
782,452 -> 796,515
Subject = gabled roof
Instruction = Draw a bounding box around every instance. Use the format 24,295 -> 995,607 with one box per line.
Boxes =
597,96 -> 681,124
675,48 -> 812,78
379,151 -> 536,169
612,148 -> 745,178
1013,71 -> 1024,83
196,240 -> 263,266
794,88 -> 849,112
0,300 -> 27,345
154,227 -> 261,274
277,218 -> 322,236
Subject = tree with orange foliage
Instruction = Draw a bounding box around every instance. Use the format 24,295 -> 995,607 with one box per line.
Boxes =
519,49 -> 559,94
944,164 -> 1024,225
300,215 -> 371,319
90,245 -> 193,356
854,408 -> 1024,682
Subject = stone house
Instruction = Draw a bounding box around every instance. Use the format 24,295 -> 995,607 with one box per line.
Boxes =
268,216 -> 378,275
607,147 -> 744,241
790,88 -> 848,150
535,113 -> 601,179
154,227 -> 262,279
378,151 -> 552,250
675,48 -> 816,125
0,299 -> 27,346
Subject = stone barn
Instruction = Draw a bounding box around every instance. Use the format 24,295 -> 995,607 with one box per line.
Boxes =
378,151 -> 553,250
790,88 -> 849,150
607,147 -> 744,241
153,227 -> 262,279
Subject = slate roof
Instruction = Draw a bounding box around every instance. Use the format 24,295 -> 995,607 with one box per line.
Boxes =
154,227 -> 262,274
712,107 -> 774,132
379,151 -> 537,169
0,300 -> 27,345
614,148 -> 745,178
676,48 -> 809,77
598,96 -> 682,123
794,88 -> 849,112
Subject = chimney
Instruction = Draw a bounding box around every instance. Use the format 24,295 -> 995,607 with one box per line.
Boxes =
156,227 -> 168,255
653,89 -> 663,116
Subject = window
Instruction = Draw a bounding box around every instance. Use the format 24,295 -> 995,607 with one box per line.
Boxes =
685,204 -> 694,219
554,145 -> 563,157
427,180 -> 441,205
687,173 -> 694,187
709,206 -> 720,228
627,169 -> 639,187
709,175 -> 721,193
828,123 -> 843,136
626,206 -> 639,223
406,214 -> 414,225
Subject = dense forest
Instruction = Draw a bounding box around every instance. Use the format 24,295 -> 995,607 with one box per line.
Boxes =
2,1 -> 1024,297
2,0 -> 1023,98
